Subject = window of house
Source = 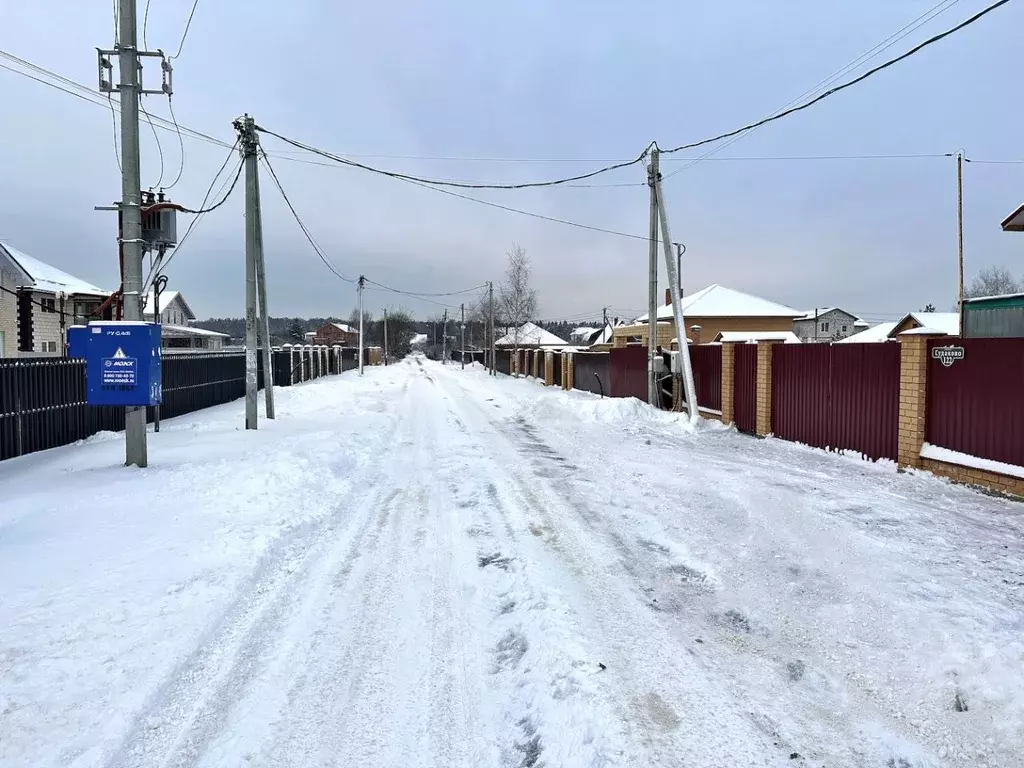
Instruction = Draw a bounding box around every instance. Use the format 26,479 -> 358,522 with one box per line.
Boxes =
40,340 -> 57,353
842,325 -> 847,333
40,297 -> 56,313
821,321 -> 830,332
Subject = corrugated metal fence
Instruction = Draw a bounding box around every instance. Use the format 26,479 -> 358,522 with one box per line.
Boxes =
772,343 -> 899,461
610,346 -> 647,400
927,338 -> 1024,466
733,345 -> 758,434
689,345 -> 722,412
573,352 -> 611,396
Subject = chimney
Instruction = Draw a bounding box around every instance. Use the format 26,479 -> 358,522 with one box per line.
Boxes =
665,288 -> 671,306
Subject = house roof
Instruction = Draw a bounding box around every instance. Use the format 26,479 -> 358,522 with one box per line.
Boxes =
161,324 -> 230,338
898,312 -> 960,336
1001,201 -> 1024,232
714,330 -> 802,344
836,322 -> 899,343
143,290 -> 194,318
330,322 -> 358,334
635,284 -> 804,322
495,322 -> 568,347
0,240 -> 109,296
795,307 -> 864,322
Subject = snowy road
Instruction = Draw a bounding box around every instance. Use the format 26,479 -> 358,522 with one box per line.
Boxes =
2,357 -> 1023,767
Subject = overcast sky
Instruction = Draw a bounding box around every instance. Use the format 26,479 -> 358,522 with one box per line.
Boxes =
1,1 -> 1021,324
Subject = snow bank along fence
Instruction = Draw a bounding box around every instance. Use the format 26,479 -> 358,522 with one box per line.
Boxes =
483,336 -> 1024,497
0,345 -> 355,462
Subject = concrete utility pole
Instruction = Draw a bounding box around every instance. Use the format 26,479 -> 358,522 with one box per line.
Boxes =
118,0 -> 147,465
647,148 -> 660,407
252,146 -> 275,420
489,281 -> 496,375
238,116 -> 260,429
152,270 -> 167,432
442,309 -> 448,364
957,151 -> 965,337
383,308 -> 388,366
654,163 -> 699,426
461,302 -> 466,369
358,275 -> 365,375
603,306 -> 609,338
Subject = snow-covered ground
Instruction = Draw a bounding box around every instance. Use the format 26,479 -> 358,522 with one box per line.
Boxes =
2,356 -> 1022,768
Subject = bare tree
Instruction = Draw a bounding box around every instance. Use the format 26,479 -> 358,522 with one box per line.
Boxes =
965,265 -> 1022,299
499,244 -> 537,374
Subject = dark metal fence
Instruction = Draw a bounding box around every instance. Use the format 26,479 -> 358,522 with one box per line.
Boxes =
609,346 -> 647,400
689,345 -> 722,412
552,352 -> 563,387
573,352 -> 611,396
772,343 -> 900,461
927,337 -> 1024,466
1,347 -> 347,463
496,349 -> 512,375
733,344 -> 758,434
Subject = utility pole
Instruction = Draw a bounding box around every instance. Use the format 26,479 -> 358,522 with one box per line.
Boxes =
358,275 -> 365,375
116,0 -> 147,464
461,302 -> 466,369
603,306 -> 609,338
654,161 -> 699,425
152,271 -> 167,432
253,146 -> 275,420
442,309 -> 448,364
383,308 -> 388,366
489,281 -> 495,375
237,116 -> 260,429
647,148 -> 660,407
675,243 -> 685,296
957,151 -> 965,337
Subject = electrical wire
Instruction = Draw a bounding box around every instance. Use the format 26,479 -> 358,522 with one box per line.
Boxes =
256,125 -> 653,190
363,287 -> 460,309
142,0 -> 152,50
363,279 -> 489,297
171,0 -> 201,60
259,152 -> 357,284
660,0 -> 1012,156
107,93 -> 122,173
165,96 -> 186,189
139,99 -> 165,188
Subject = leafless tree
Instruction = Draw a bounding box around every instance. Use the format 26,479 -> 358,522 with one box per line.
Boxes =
965,265 -> 1022,299
499,244 -> 537,375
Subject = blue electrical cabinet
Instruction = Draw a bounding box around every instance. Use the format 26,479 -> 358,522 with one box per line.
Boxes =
86,322 -> 162,406
67,325 -> 88,359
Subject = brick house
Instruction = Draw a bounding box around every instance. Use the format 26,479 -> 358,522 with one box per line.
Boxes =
618,284 -> 805,347
0,241 -> 111,357
313,322 -> 359,346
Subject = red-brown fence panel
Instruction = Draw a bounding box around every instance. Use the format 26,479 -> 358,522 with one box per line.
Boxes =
689,345 -> 722,412
829,343 -> 900,461
927,338 -> 1024,467
772,344 -> 831,449
610,346 -> 647,400
733,344 -> 758,433
573,352 -> 611,396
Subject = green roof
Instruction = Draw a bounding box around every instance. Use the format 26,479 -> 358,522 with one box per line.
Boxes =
963,293 -> 1024,310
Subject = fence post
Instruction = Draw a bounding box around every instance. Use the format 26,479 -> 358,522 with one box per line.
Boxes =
544,351 -> 554,386
565,352 -> 574,390
721,343 -> 735,426
897,334 -> 934,469
755,341 -> 779,436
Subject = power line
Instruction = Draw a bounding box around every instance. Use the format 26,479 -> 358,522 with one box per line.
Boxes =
142,0 -> 153,50
661,0 -> 1012,156
107,93 -> 122,173
165,96 -> 186,189
171,0 -> 201,59
259,152 -> 357,284
363,287 -> 460,309
363,278 -> 489,298
139,99 -> 165,188
255,124 -> 652,190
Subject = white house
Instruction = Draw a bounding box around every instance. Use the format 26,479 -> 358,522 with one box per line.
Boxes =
0,240 -> 111,357
143,290 -> 229,350
495,322 -> 568,348
793,308 -> 869,343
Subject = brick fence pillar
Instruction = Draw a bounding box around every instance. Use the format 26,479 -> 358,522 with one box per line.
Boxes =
565,352 -> 574,390
755,341 -> 778,436
721,343 -> 735,425
544,351 -> 554,386
897,334 -> 932,468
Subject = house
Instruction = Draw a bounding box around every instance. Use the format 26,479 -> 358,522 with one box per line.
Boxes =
0,240 -> 111,357
621,284 -> 805,347
963,293 -> 1024,338
570,326 -> 600,344
495,322 -> 568,347
313,322 -> 359,346
143,289 -> 229,350
792,308 -> 869,343
838,312 -> 960,343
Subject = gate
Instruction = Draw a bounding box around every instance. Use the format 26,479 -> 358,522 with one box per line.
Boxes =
689,345 -> 722,412
772,344 -> 831,448
573,352 -> 611,396
610,346 -> 647,400
733,344 -> 758,433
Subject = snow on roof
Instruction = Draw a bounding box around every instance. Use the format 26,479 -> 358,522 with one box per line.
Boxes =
899,326 -> 949,336
714,331 -> 802,344
0,240 -> 109,296
410,333 -> 428,345
635,284 -> 804,322
836,322 -> 898,343
964,292 -> 1024,303
142,291 -> 190,316
854,320 -> 870,328
495,322 -> 568,347
331,322 -> 358,334
795,307 -> 865,322
904,312 -> 960,336
162,324 -> 230,338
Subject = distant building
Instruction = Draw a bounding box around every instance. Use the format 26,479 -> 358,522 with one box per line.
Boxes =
144,290 -> 228,350
792,308 -> 868,343
313,322 -> 359,346
838,311 -> 960,343
963,293 -> 1024,338
713,330 -> 802,344
0,240 -> 111,357
495,322 -> 568,348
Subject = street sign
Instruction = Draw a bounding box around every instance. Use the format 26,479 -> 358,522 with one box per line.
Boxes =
931,345 -> 966,368
86,322 -> 162,406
